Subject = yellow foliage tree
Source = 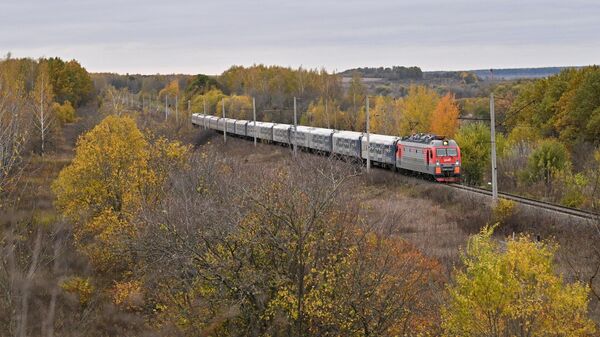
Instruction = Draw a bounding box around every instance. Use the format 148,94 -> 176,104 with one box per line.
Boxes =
430,93 -> 460,137
52,115 -> 189,272
306,98 -> 339,128
159,79 -> 180,99
60,277 -> 95,306
216,94 -> 253,119
397,85 -> 439,135
53,100 -> 76,124
345,73 -> 366,131
369,95 -> 397,135
53,115 -> 150,219
190,89 -> 226,116
442,225 -> 596,337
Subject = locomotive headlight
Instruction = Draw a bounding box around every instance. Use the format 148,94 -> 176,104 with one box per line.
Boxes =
456,160 -> 460,166
436,160 -> 440,166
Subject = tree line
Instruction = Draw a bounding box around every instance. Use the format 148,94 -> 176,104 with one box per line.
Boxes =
0,55 -> 92,193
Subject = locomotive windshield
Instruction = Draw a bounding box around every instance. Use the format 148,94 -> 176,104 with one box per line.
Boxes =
436,147 -> 458,157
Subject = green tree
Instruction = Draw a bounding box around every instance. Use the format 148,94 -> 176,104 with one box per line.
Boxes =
454,123 -> 506,185
46,57 -> 93,107
185,74 -> 220,98
523,138 -> 570,191
443,225 -> 595,337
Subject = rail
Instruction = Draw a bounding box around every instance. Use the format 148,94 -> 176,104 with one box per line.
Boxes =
447,183 -> 599,221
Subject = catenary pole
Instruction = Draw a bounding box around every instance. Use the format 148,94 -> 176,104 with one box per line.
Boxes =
490,69 -> 498,205
325,99 -> 329,128
175,95 -> 179,123
253,97 -> 257,147
203,99 -> 207,129
164,95 -> 168,121
222,99 -> 227,143
366,96 -> 370,173
293,97 -> 298,157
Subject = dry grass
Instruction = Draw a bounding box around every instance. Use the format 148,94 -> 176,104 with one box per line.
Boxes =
201,133 -> 600,311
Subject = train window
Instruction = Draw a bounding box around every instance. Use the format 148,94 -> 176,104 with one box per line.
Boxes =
436,148 -> 447,157
429,150 -> 433,159
447,148 -> 458,156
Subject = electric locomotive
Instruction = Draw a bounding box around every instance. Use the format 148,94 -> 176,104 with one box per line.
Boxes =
396,133 -> 461,182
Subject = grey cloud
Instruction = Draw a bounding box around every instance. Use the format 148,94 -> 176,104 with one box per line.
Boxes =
1,0 -> 599,74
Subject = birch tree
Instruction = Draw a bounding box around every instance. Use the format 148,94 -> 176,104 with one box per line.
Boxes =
31,62 -> 55,154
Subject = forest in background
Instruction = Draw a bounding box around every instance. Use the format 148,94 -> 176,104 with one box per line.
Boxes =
1,55 -> 599,336
91,62 -> 600,211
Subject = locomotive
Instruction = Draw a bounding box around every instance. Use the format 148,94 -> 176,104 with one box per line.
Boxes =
191,114 -> 461,182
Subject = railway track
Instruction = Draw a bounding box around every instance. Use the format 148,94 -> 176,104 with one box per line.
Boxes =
447,183 -> 599,221
203,129 -> 599,222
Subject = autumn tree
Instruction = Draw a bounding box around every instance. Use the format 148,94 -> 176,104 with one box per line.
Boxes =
430,93 -> 459,137
52,115 -> 188,273
368,95 -> 398,135
30,61 -> 55,154
134,152 -> 443,336
443,225 -> 596,337
218,94 -> 253,119
344,72 -> 366,131
306,97 -> 340,128
190,88 -> 226,116
46,57 -> 93,107
159,79 -> 179,99
53,100 -> 76,124
508,66 -> 600,148
332,232 -> 443,336
100,85 -> 128,116
397,85 -> 439,135
0,59 -> 27,193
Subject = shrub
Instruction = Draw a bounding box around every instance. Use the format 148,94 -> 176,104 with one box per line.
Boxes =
53,100 -> 76,124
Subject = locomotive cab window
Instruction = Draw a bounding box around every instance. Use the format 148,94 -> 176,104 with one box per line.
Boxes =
436,148 -> 447,157
447,148 -> 458,156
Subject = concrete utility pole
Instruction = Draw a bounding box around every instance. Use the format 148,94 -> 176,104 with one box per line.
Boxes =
187,99 -> 191,116
293,97 -> 298,157
366,96 -> 371,173
222,99 -> 227,143
40,77 -> 45,154
253,97 -> 257,147
490,69 -> 498,205
164,95 -> 168,121
175,95 -> 179,123
203,99 -> 207,129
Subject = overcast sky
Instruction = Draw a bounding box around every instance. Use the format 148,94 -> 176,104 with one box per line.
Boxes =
1,0 -> 599,74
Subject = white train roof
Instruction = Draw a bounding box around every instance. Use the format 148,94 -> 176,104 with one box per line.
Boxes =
333,131 -> 363,139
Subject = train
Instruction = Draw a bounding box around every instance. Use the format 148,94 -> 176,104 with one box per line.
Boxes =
191,114 -> 462,182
